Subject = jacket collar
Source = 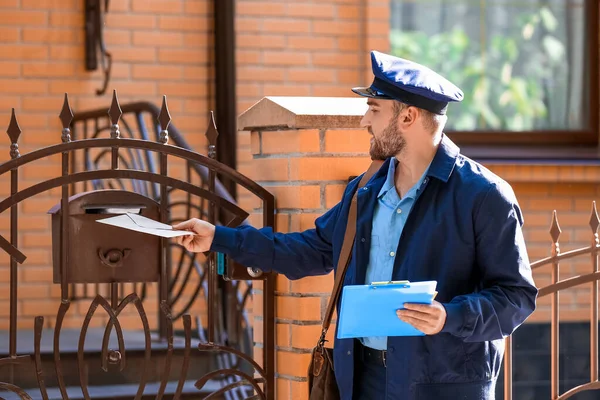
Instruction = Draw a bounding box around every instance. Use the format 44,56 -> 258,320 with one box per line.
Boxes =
426,133 -> 460,182
361,133 -> 460,191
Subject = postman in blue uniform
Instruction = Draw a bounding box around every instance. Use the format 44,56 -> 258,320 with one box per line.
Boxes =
210,51 -> 537,399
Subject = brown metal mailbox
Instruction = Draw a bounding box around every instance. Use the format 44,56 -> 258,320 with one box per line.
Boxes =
48,190 -> 162,284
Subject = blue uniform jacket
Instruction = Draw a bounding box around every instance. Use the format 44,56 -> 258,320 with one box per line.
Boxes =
211,135 -> 537,400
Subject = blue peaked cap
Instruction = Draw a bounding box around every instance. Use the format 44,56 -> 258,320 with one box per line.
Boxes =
352,51 -> 464,115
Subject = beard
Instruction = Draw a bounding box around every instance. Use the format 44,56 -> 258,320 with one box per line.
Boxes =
369,116 -> 406,160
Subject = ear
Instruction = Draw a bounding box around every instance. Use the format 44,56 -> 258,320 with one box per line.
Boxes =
399,106 -> 419,129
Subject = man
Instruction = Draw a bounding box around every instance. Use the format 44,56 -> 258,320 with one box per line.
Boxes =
174,51 -> 537,400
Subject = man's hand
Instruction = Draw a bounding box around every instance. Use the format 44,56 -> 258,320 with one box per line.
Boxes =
172,218 -> 216,253
396,300 -> 447,335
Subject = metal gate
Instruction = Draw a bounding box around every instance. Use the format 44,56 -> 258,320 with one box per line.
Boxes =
0,91 -> 275,399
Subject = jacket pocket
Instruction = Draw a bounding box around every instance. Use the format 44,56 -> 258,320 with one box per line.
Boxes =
415,379 -> 496,400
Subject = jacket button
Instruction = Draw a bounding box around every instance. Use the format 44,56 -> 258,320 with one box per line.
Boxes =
363,187 -> 368,191
347,351 -> 351,356
389,347 -> 395,353
361,238 -> 366,243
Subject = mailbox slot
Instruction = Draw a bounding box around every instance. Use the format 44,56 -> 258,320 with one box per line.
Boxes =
49,190 -> 162,284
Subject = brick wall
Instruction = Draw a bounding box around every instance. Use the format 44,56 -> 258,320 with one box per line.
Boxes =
238,97 -> 600,396
0,0 -> 213,330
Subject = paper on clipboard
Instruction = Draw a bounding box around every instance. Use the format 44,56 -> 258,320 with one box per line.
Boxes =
336,280 -> 438,339
96,213 -> 195,238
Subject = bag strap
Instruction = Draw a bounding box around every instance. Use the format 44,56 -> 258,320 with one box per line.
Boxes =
319,160 -> 384,345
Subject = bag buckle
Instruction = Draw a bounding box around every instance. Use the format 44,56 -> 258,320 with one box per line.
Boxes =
318,329 -> 327,348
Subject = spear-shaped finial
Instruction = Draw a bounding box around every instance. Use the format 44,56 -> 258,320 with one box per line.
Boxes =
205,111 -> 218,159
7,108 -> 21,159
158,95 -> 171,144
108,89 -> 122,138
59,93 -> 74,143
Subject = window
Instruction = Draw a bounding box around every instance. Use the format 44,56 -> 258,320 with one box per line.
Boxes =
390,0 -> 599,148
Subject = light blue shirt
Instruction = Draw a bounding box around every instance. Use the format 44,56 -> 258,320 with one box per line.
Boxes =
361,158 -> 430,350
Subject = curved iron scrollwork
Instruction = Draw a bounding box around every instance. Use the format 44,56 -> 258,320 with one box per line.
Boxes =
85,0 -> 112,96
0,92 -> 277,399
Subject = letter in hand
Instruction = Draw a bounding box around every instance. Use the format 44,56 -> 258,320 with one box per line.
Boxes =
172,218 -> 216,253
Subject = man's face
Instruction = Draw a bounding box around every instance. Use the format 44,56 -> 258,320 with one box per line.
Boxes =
361,99 -> 406,160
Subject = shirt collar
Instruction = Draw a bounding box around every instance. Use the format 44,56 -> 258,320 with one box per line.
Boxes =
377,157 -> 430,200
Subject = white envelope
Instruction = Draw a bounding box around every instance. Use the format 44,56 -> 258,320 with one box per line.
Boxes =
96,213 -> 194,238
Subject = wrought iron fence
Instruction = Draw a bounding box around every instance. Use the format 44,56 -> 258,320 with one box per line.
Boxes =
0,91 -> 276,400
504,202 -> 600,400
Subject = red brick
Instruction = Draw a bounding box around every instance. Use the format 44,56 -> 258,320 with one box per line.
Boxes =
21,0 -> 76,9
263,51 -> 311,67
237,34 -> 285,49
289,274 -> 333,294
262,84 -> 311,97
237,50 -> 261,64
325,184 -> 346,209
528,198 -> 573,212
110,47 -> 157,62
43,44 -> 83,61
158,49 -> 207,64
158,82 -> 206,98
0,79 -> 49,94
263,19 -> 311,34
22,28 -> 78,44
291,323 -> 334,349
22,62 -> 76,78
290,157 -> 371,181
261,129 -> 320,154
238,83 -> 262,98
0,61 -> 19,77
287,36 -> 336,50
338,69 -> 361,84
183,33 -> 211,48
183,99 -> 209,114
22,267 -> 52,283
0,96 -> 20,111
158,15 -> 208,31
277,378 -> 291,400
337,5 -> 360,19
184,1 -> 210,15
276,350 -> 312,377
1,10 -> 47,25
325,129 -> 370,153
236,17 -> 261,32
105,14 -> 156,29
313,53 -> 361,67
288,68 -> 336,84
291,380 -> 310,399
0,44 -> 48,60
313,20 -> 360,36
0,27 -> 19,42
287,4 -> 336,19
267,186 -> 321,209
240,158 -> 288,181
238,66 -> 285,82
276,296 -> 321,321
366,4 -> 390,21
103,30 -> 131,46
133,65 -> 182,80
313,85 -> 355,97
237,2 -> 286,16
338,37 -> 362,51
133,31 -> 183,47
131,0 -> 182,14
50,11 -> 84,27
0,0 -> 18,7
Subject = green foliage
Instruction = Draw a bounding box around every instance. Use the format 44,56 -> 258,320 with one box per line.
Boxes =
390,6 -> 565,131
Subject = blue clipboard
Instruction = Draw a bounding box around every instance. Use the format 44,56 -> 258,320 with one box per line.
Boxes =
336,280 -> 437,339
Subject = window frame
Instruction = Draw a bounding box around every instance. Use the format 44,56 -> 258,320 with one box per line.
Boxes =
396,0 -> 600,150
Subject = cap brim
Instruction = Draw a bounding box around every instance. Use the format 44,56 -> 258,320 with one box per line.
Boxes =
351,87 -> 392,99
